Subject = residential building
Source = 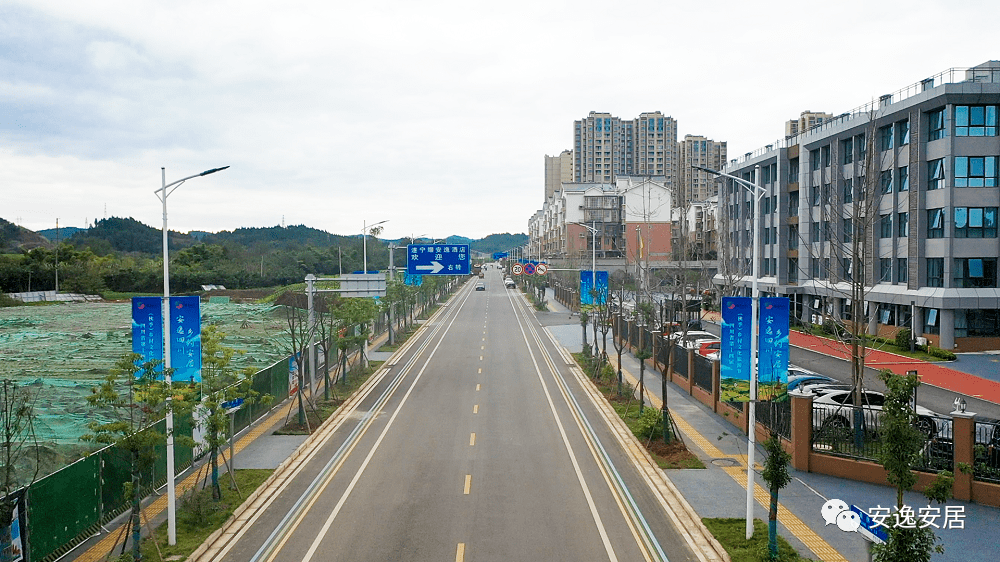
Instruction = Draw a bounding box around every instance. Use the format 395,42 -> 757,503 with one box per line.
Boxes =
544,150 -> 574,201
679,135 -> 728,202
719,61 -> 1000,352
785,110 -> 834,137
573,111 -> 679,190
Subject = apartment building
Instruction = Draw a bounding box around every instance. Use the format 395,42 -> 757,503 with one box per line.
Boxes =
719,61 -> 1000,352
529,176 -> 673,265
679,135 -> 728,203
544,150 -> 574,202
573,111 -> 679,189
785,110 -> 834,137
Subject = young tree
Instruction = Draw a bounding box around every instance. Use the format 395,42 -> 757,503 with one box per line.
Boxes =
760,429 -> 792,560
315,293 -> 342,401
278,292 -> 312,426
83,354 -> 176,562
1,380 -> 39,562
198,325 -> 266,500
872,369 -> 953,561
610,274 -> 630,396
334,297 -> 378,383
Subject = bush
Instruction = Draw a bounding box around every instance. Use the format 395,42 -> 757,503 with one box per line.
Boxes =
633,407 -> 662,441
928,346 -> 956,361
895,328 -> 912,350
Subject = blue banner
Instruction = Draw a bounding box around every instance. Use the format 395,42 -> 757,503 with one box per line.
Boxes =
169,296 -> 202,382
721,296 -> 752,402
132,297 -> 164,372
580,270 -> 608,305
758,297 -> 790,392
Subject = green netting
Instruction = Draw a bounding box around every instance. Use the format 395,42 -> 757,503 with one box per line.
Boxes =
27,455 -> 100,561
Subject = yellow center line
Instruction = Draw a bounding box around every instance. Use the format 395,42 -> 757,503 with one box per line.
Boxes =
464,474 -> 472,494
607,355 -> 848,562
473,404 -> 479,414
470,433 -> 476,446
456,543 -> 466,562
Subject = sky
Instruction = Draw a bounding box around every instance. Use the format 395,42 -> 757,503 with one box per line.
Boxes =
2,0 -> 996,241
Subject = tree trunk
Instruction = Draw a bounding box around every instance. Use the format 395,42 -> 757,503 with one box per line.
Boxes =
639,359 -> 645,413
210,430 -> 221,500
769,481 -> 780,560
131,451 -> 142,562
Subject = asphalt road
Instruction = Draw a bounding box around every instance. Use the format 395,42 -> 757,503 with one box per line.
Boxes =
194,273 -> 709,562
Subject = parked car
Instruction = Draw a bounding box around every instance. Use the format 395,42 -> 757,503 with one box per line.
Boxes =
668,330 -> 718,349
697,340 -> 720,358
812,388 -> 944,438
924,417 -> 1000,471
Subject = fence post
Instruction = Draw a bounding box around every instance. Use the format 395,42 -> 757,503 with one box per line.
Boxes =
686,348 -> 695,395
952,411 -> 977,501
711,359 -> 720,413
790,391 -> 813,471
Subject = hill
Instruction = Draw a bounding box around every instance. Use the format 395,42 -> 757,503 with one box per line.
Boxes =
468,233 -> 528,255
67,216 -> 196,255
0,218 -> 50,253
37,226 -> 85,241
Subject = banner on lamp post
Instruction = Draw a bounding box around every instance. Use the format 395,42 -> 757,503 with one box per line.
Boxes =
132,297 -> 163,372
720,296 -> 752,402
131,296 -> 202,382
758,297 -> 790,399
580,270 -> 608,305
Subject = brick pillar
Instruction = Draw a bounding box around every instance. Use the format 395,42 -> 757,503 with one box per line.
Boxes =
952,411 -> 976,501
686,348 -> 695,395
711,359 -> 720,413
790,391 -> 813,471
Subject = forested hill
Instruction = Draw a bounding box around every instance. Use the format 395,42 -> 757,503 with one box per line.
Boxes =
204,225 -> 358,250
468,233 -> 528,255
0,217 -> 49,252
67,217 -> 196,255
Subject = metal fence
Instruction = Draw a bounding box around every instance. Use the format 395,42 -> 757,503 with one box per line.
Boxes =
692,354 -> 713,393
24,355 -> 292,562
757,400 -> 791,440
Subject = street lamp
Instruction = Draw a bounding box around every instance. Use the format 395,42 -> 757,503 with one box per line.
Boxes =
154,165 -> 228,546
693,163 -> 765,540
363,219 -> 389,274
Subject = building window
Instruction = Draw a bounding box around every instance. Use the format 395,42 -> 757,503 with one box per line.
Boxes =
842,179 -> 853,203
879,125 -> 894,151
821,145 -> 831,168
955,309 -> 1000,338
954,207 -> 998,238
788,158 -> 800,183
898,165 -> 909,191
898,211 -> 909,237
811,222 -> 820,243
879,303 -> 895,325
823,221 -> 831,241
811,258 -> 820,279
811,185 -> 820,206
811,149 -> 821,171
927,208 -> 945,238
954,258 -> 998,288
842,259 -> 854,282
788,225 -> 798,250
897,258 -> 908,283
824,258 -> 831,279
927,159 -> 945,190
897,119 -> 910,145
843,218 -> 853,243
880,169 -> 893,193
880,214 -> 892,238
857,134 -> 867,160
788,258 -> 798,283
928,108 -> 946,141
954,105 -> 998,136
954,156 -> 997,187
788,190 -> 799,216
927,258 -> 944,287
842,138 -> 854,164
924,308 -> 940,335
880,258 -> 892,283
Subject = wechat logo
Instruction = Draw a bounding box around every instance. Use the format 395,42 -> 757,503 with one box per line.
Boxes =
821,499 -> 861,533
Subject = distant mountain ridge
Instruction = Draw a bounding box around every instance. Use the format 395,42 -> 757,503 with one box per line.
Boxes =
2,216 -> 528,256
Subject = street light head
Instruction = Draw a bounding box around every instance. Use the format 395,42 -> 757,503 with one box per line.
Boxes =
200,166 -> 230,176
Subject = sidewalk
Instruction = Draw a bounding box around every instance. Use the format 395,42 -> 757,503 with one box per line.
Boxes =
547,296 -> 998,562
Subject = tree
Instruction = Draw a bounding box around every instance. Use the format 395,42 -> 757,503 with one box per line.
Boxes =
760,430 -> 792,560
872,369 -> 952,561
610,274 -> 630,396
198,325 -> 267,500
83,354 -> 178,562
1,380 -> 39,562
278,292 -> 312,427
335,297 -> 378,382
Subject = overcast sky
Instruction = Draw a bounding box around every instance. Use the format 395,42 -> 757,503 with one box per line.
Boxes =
3,0 -> 996,240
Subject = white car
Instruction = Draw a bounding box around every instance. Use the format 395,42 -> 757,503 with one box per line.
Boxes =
667,330 -> 719,349
812,389 -> 943,438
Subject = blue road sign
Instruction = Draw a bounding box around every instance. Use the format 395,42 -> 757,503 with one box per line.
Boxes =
492,252 -> 508,260
851,505 -> 888,544
404,273 -> 423,286
406,244 -> 471,275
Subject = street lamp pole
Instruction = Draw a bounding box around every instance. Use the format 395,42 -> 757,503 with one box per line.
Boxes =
694,164 -> 764,540
363,219 -> 389,274
154,165 -> 228,546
